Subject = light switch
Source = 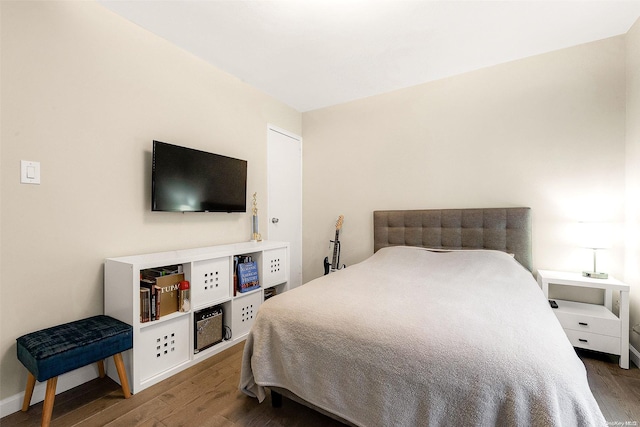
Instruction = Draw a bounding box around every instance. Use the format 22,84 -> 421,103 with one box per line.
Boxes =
21,160 -> 41,184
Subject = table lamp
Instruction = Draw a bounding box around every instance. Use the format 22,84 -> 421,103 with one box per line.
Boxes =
579,222 -> 611,279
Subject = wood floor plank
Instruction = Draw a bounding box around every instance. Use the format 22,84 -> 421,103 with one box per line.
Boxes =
158,373 -> 243,424
579,350 -> 640,424
53,387 -> 128,427
2,343 -> 638,427
75,345 -> 245,427
584,362 -> 615,421
99,397 -> 168,427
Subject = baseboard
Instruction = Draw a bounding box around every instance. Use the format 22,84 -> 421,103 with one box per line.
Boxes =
0,365 -> 99,418
630,344 -> 640,368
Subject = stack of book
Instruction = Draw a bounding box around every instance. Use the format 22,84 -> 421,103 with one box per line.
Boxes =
264,287 -> 277,300
140,265 -> 183,323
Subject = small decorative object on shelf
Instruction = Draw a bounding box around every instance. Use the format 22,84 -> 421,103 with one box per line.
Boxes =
251,192 -> 262,242
179,280 -> 190,312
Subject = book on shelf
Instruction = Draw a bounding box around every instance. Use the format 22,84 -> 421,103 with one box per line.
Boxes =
140,287 -> 150,323
233,256 -> 238,297
237,259 -> 259,293
142,264 -> 183,279
140,278 -> 160,321
156,273 -> 183,316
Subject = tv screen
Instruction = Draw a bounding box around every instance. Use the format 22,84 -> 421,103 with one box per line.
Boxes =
152,141 -> 247,213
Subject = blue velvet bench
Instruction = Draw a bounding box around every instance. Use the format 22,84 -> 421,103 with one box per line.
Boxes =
16,315 -> 133,427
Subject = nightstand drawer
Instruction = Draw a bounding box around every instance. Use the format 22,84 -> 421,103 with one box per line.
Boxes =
563,329 -> 621,355
553,300 -> 620,337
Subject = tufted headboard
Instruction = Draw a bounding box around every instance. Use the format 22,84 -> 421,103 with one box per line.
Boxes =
373,207 -> 532,271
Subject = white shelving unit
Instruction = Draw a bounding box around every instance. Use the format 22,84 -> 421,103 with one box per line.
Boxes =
104,240 -> 289,393
537,269 -> 630,369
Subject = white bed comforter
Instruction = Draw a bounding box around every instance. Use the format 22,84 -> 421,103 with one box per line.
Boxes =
240,246 -> 606,427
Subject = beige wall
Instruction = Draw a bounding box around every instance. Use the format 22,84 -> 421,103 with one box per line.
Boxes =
302,36 -> 626,284
0,1 -> 301,400
626,18 -> 640,351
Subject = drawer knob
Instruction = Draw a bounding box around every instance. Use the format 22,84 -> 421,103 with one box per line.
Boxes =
579,338 -> 588,343
578,322 -> 588,326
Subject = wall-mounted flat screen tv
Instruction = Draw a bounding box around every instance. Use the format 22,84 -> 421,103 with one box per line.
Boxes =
152,140 -> 247,213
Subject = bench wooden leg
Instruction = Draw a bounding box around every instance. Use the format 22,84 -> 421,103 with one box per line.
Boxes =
97,360 -> 105,378
21,372 -> 36,412
113,353 -> 131,398
42,376 -> 57,427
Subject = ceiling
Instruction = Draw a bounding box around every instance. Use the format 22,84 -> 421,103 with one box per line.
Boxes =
98,1 -> 640,112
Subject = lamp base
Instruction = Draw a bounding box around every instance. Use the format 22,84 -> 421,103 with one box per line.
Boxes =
583,271 -> 609,279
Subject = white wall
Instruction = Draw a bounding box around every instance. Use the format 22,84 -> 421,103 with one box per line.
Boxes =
302,36 -> 626,284
0,1 -> 301,401
625,18 -> 640,352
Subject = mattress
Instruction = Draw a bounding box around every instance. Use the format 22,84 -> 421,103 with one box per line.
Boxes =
240,246 -> 606,427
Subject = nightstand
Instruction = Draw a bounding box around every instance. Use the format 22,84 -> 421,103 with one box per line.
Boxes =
537,270 -> 630,369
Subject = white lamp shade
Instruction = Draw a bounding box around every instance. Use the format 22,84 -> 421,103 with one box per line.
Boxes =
577,222 -> 612,249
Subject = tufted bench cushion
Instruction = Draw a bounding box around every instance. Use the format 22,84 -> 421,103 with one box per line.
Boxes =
17,315 -> 132,382
16,315 -> 133,427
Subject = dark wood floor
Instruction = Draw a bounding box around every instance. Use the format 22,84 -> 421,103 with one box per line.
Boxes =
581,349 -> 640,424
2,343 -> 639,426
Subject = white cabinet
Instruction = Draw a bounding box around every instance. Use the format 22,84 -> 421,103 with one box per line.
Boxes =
104,241 -> 289,393
232,291 -> 263,339
537,269 -> 630,369
138,315 -> 190,384
192,257 -> 230,309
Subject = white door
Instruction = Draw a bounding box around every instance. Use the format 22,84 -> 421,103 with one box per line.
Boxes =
267,125 -> 302,289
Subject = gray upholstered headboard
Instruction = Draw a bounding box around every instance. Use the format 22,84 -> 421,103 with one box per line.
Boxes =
373,207 -> 532,271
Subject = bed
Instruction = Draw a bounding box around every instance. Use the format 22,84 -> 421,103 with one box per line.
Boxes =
240,207 -> 606,426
